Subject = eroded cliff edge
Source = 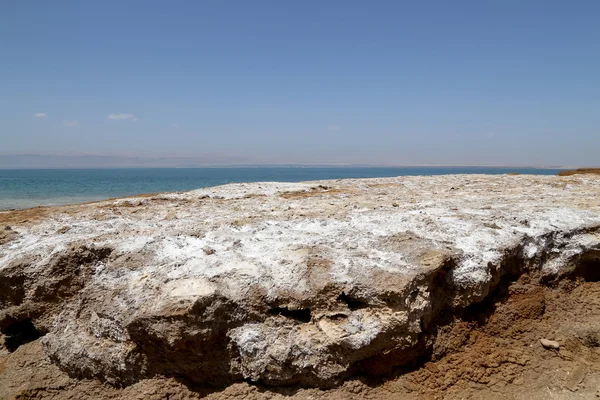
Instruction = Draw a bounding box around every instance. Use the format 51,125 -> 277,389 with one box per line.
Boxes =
1,174 -> 599,389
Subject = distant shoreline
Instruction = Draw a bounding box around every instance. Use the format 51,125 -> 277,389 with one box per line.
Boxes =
0,164 -> 572,170
0,153 -> 582,170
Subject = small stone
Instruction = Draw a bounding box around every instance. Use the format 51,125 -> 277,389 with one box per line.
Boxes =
566,365 -> 587,391
392,202 -> 399,207
202,246 -> 216,255
484,222 -> 501,229
57,226 -> 71,234
540,338 -> 560,350
512,376 -> 524,385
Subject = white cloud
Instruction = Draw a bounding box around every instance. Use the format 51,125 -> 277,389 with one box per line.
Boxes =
327,125 -> 341,131
107,113 -> 138,121
63,120 -> 79,127
34,113 -> 47,118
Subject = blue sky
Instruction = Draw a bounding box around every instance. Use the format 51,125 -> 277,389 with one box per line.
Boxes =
1,1 -> 599,166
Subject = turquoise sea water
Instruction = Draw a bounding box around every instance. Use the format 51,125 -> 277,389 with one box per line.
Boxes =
0,167 -> 563,210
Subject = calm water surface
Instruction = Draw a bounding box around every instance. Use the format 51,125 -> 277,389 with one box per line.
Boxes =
0,167 -> 562,210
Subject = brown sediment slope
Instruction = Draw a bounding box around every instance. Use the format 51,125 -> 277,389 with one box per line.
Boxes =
558,168 -> 600,176
1,174 -> 600,399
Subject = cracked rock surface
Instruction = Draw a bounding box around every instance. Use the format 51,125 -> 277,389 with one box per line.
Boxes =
1,174 -> 600,387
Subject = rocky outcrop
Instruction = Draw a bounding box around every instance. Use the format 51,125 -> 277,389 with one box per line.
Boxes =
1,174 -> 600,388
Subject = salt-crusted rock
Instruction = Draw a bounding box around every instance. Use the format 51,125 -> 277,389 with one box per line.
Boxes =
1,174 -> 600,387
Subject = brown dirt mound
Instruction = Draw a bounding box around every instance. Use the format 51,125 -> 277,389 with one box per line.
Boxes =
0,207 -> 53,226
2,272 -> 600,399
558,168 -> 600,176
280,185 -> 348,199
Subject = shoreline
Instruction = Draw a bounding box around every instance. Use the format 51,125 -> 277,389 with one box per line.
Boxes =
2,167 -> 599,213
0,167 -> 573,212
0,164 -> 575,170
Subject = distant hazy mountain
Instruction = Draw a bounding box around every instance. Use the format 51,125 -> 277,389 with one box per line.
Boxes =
0,154 -> 268,169
0,154 -> 570,169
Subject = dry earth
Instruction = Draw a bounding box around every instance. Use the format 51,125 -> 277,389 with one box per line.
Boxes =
1,174 -> 600,399
558,168 -> 600,177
